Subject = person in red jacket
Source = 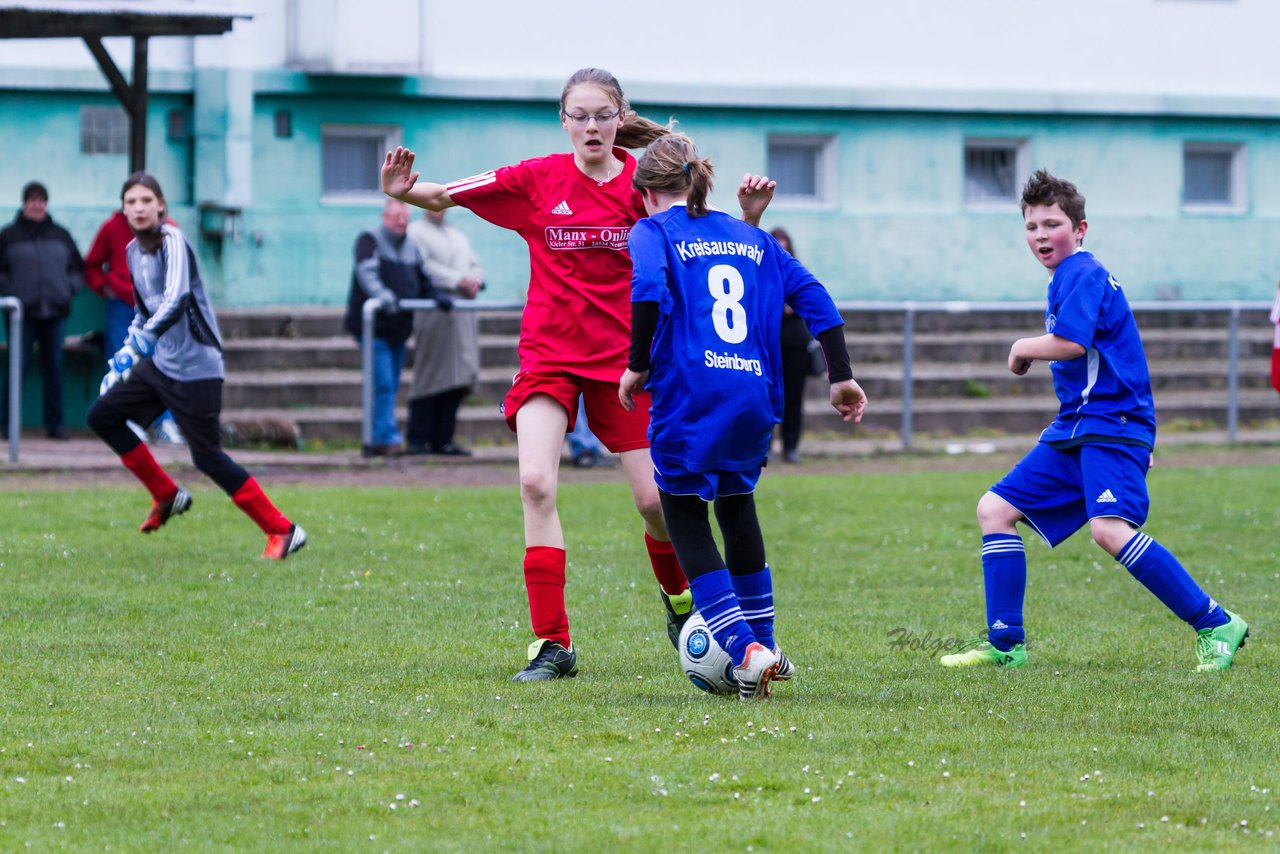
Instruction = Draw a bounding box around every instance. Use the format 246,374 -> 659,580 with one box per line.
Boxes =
84,210 -> 184,444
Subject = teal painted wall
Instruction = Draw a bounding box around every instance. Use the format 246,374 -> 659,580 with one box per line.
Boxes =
3,81 -> 1279,307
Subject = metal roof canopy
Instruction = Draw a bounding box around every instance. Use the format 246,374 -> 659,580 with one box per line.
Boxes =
0,3 -> 246,172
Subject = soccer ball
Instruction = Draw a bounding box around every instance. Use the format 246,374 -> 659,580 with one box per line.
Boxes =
678,611 -> 736,694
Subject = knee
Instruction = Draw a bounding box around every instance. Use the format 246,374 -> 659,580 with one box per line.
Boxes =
1089,518 -> 1135,556
519,469 -> 556,510
976,491 -> 1019,533
85,398 -> 115,436
634,491 -> 664,528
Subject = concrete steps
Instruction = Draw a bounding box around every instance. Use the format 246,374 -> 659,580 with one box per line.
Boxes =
216,306 -> 1280,444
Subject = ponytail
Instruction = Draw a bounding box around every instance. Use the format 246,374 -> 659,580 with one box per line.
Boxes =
632,133 -> 715,217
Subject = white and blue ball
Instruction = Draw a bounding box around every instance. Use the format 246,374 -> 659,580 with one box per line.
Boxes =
677,611 -> 736,695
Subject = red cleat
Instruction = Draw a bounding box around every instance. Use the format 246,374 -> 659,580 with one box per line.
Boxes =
263,524 -> 307,560
139,488 -> 192,533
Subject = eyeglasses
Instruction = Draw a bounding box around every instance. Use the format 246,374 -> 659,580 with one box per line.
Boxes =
563,110 -> 622,126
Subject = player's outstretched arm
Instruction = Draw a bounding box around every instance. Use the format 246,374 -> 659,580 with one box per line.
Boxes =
618,368 -> 650,412
737,173 -> 776,227
381,147 -> 456,211
830,379 -> 867,423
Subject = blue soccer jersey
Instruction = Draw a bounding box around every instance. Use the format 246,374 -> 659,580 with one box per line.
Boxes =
1039,250 -> 1156,448
629,205 -> 844,473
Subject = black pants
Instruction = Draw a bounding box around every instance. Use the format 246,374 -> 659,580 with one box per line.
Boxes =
86,359 -> 249,494
657,489 -> 766,581
779,345 -> 809,453
1,314 -> 65,433
406,385 -> 469,449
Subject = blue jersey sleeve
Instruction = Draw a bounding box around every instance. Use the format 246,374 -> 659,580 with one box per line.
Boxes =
775,239 -> 843,337
628,218 -> 671,308
1048,261 -> 1107,350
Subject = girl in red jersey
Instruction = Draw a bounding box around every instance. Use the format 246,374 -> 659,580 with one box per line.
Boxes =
382,67 -> 774,682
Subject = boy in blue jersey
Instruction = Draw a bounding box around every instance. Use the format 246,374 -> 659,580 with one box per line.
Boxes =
620,135 -> 867,699
940,170 -> 1248,672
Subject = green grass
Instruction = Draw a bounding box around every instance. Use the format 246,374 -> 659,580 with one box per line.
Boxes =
1,463 -> 1276,851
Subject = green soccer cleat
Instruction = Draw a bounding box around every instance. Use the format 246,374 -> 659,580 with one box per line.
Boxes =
661,587 -> 693,649
940,639 -> 1027,668
1195,610 -> 1249,672
511,639 -> 579,682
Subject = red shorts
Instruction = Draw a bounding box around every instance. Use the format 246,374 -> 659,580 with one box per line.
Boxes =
502,370 -> 651,453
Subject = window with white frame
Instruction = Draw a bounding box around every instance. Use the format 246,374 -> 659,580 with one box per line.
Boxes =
321,125 -> 400,200
1183,142 -> 1245,211
80,105 -> 129,155
964,139 -> 1027,206
766,136 -> 834,205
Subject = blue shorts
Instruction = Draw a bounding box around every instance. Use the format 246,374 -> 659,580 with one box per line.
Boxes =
654,463 -> 761,502
990,442 -> 1151,547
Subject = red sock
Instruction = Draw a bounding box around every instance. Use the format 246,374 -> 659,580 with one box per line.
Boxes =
230,477 -> 292,535
523,546 -> 570,648
645,533 -> 689,595
120,444 -> 178,502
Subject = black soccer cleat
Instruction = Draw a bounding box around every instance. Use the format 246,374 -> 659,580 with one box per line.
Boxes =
512,639 -> 578,682
661,587 -> 694,649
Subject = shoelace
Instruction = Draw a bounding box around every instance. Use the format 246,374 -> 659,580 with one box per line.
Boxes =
1195,631 -> 1216,662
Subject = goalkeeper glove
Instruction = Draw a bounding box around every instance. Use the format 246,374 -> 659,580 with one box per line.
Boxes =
110,343 -> 143,376
126,325 -> 157,357
99,369 -> 124,395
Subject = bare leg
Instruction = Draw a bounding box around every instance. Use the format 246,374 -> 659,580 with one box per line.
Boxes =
515,395 -> 569,548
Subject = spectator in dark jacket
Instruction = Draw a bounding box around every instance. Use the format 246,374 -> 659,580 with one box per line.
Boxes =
0,181 -> 84,439
343,199 -> 451,456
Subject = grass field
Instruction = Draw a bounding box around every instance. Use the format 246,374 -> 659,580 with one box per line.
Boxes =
1,459 -> 1276,851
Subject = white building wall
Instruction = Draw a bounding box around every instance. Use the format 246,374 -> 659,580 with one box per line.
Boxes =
1,0 -> 1277,101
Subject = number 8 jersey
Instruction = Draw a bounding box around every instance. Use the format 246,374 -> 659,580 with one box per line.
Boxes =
629,204 -> 844,473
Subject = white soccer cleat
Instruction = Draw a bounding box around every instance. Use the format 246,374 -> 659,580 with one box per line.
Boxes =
771,645 -> 796,682
734,642 -> 779,700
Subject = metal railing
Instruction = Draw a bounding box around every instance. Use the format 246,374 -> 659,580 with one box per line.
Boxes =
2,296 -> 23,463
833,299 -> 1275,449
360,297 -> 524,451
360,297 -> 1275,453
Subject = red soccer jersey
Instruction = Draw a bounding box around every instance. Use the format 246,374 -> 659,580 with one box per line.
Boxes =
447,149 -> 648,382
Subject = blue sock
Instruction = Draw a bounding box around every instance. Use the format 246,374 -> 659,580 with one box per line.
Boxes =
732,565 -> 775,650
1116,532 -> 1226,631
689,569 -> 756,666
982,534 -> 1027,650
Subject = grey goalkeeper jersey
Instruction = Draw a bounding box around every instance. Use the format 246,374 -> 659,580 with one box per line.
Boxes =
126,223 -> 224,381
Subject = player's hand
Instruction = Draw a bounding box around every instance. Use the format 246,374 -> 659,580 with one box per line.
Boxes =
126,324 -> 156,357
110,343 -> 143,375
99,369 -> 123,395
737,173 -> 776,226
618,368 -> 649,412
433,292 -> 454,312
457,276 -> 483,299
381,146 -> 420,198
377,293 -> 399,313
1008,342 -> 1033,376
830,379 -> 867,423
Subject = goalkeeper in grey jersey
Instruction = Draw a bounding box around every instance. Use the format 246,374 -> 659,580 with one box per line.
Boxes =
86,172 -> 306,560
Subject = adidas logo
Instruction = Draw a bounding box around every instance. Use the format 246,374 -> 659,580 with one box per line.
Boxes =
1096,489 -> 1117,503
991,620 -> 1008,630
1216,640 -> 1234,656
551,200 -> 573,216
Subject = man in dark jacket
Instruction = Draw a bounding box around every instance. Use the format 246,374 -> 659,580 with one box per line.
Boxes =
1,181 -> 84,439
343,199 -> 450,456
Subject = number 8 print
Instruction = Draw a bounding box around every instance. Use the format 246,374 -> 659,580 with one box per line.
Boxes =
708,264 -> 747,344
